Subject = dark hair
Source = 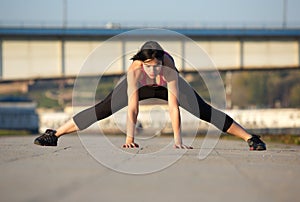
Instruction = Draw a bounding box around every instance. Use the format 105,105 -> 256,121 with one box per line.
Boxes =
131,41 -> 165,62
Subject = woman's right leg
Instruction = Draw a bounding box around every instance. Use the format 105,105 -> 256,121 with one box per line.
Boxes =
35,76 -> 129,140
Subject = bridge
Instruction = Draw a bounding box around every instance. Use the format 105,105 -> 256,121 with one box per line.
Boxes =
0,27 -> 300,81
1,27 -> 300,134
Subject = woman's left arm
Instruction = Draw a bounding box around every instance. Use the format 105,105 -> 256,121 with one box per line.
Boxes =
167,77 -> 182,146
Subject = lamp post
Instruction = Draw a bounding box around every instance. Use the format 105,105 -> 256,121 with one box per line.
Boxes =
283,0 -> 287,29
63,0 -> 67,28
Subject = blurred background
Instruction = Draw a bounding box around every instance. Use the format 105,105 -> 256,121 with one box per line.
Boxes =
0,0 -> 299,142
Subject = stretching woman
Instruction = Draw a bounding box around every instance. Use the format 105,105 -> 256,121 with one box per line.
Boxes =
34,41 -> 266,150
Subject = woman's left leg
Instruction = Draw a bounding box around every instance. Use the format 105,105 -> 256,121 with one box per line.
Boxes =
177,76 -> 250,140
177,76 -> 266,150
226,121 -> 251,141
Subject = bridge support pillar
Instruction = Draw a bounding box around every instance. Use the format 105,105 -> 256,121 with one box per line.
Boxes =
240,39 -> 244,69
61,39 -> 65,76
298,40 -> 300,68
0,39 -> 2,79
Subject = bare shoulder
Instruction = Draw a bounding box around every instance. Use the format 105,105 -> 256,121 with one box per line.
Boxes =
128,60 -> 143,72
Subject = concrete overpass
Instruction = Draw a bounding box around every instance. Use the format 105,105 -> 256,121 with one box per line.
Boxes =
0,27 -> 299,81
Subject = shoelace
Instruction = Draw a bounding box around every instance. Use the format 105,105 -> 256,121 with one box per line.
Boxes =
38,133 -> 55,143
252,136 -> 264,144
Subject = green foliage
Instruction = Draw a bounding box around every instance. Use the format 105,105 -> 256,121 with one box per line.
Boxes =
29,90 -> 62,109
222,134 -> 300,145
289,83 -> 300,108
230,70 -> 300,108
262,135 -> 300,145
0,130 -> 30,136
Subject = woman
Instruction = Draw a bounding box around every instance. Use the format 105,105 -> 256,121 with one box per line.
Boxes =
34,41 -> 266,150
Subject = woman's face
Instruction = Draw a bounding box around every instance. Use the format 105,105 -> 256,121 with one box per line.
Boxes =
143,58 -> 162,79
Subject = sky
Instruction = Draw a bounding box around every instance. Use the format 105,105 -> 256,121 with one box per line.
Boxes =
0,0 -> 300,28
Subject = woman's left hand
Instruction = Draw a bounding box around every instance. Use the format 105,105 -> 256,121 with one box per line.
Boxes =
122,142 -> 139,148
173,144 -> 193,149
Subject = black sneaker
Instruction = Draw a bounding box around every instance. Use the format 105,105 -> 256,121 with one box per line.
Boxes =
34,129 -> 58,146
247,134 -> 266,151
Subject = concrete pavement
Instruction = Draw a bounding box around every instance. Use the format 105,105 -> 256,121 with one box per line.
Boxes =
0,134 -> 299,202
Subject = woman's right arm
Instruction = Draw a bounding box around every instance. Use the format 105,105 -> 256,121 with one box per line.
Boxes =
123,61 -> 142,148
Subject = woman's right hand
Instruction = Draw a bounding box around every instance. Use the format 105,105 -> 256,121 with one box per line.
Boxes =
173,144 -> 193,149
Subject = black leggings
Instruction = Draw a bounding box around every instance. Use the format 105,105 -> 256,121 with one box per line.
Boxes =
73,76 -> 234,132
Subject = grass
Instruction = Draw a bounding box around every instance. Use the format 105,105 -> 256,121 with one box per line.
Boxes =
0,130 -> 31,136
221,134 -> 300,145
262,134 -> 300,145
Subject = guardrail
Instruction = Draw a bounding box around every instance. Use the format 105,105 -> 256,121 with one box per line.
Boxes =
38,106 -> 300,135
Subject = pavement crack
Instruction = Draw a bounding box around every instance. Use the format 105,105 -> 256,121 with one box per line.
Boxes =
53,146 -> 72,153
